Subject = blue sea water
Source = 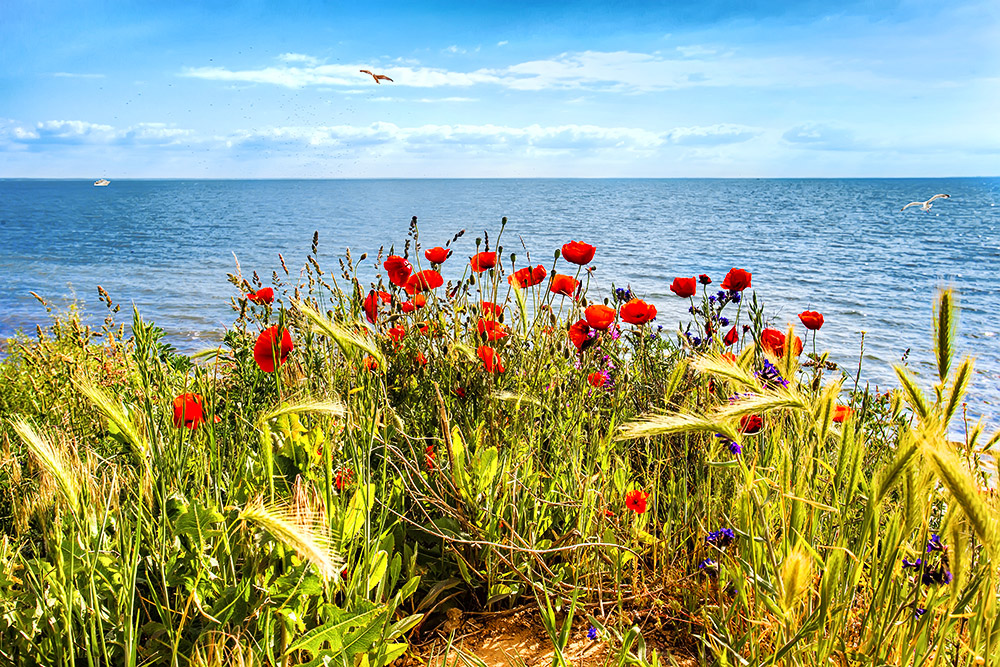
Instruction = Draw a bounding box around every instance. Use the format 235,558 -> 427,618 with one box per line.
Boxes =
2,178 -> 1000,425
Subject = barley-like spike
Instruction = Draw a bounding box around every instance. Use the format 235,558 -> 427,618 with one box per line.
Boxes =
259,399 -> 346,426
293,300 -> 385,366
713,390 -> 809,421
919,431 -> 999,561
75,379 -> 150,468
934,288 -> 956,384
780,547 -> 813,613
662,358 -> 689,405
239,499 -> 341,580
618,412 -> 740,443
875,433 -> 920,505
690,354 -> 757,388
12,419 -> 80,513
943,357 -> 974,425
893,365 -> 931,420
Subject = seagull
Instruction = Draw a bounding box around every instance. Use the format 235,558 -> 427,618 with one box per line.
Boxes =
901,194 -> 950,211
360,69 -> 393,84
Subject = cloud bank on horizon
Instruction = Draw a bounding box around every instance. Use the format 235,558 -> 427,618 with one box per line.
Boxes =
1,0 -> 998,177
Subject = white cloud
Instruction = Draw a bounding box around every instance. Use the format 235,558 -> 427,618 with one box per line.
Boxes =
782,123 -> 865,151
277,53 -> 322,66
497,41 -> 508,47
2,120 -> 195,147
675,45 -> 717,58
667,124 -> 760,146
179,49 -> 898,93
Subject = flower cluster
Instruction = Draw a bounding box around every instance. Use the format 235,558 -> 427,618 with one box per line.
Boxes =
901,535 -> 952,587
706,528 -> 736,548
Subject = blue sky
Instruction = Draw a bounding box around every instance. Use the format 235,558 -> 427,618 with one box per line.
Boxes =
2,0 -> 998,177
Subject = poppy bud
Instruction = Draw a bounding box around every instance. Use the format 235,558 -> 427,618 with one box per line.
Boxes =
360,253 -> 367,261
475,237 -> 482,247
510,252 -> 516,263
554,248 -> 561,259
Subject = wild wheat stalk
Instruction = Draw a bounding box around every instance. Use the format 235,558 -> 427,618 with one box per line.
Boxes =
239,498 -> 341,580
12,419 -> 80,513
294,300 -> 385,366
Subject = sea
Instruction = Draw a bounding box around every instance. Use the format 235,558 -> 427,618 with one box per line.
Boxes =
2,178 -> 1000,428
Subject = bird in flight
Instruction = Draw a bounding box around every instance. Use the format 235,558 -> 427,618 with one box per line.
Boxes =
360,69 -> 393,84
901,194 -> 950,211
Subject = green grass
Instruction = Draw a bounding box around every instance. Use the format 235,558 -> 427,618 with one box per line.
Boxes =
1,225 -> 998,667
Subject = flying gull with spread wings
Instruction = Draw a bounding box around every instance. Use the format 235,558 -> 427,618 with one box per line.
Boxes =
360,69 -> 393,84
901,194 -> 950,211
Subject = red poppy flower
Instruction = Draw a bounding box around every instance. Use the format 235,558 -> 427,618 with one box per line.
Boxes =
477,318 -> 508,341
549,274 -> 579,297
509,265 -> 547,288
363,356 -> 379,372
798,311 -> 824,331
561,241 -> 596,265
253,326 -> 293,373
400,294 -> 427,313
388,326 -> 406,343
172,393 -> 206,429
424,445 -> 436,470
470,252 -> 497,273
720,268 -> 752,292
759,328 -> 803,357
477,345 -> 505,373
454,387 -> 467,399
424,247 -> 449,264
620,298 -> 657,325
568,319 -> 597,351
724,326 -> 739,346
363,290 -> 392,324
832,404 -> 853,423
624,489 -> 650,514
699,274 -> 712,285
415,352 -> 428,366
721,352 -> 737,363
335,467 -> 353,492
480,301 -> 504,318
587,371 -> 607,388
585,304 -> 616,330
247,287 -> 274,305
670,277 -> 697,298
405,270 -> 443,294
739,414 -> 763,434
384,255 -> 413,288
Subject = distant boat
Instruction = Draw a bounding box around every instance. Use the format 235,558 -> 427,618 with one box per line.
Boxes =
94,179 -> 110,186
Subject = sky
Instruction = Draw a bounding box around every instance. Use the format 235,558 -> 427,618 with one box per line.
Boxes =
1,0 -> 998,178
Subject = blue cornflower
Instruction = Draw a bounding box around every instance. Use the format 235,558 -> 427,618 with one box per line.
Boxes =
688,305 -> 698,314
716,290 -> 727,301
914,608 -> 927,620
729,291 -> 742,304
718,316 -> 729,326
709,295 -> 717,304
902,558 -> 923,569
587,626 -> 598,641
706,528 -> 736,548
927,534 -> 945,552
756,359 -> 789,388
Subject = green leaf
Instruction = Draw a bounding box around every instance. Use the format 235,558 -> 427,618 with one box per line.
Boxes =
174,501 -> 223,540
367,550 -> 388,592
284,606 -> 382,656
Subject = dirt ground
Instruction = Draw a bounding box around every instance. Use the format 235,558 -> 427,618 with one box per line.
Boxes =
407,608 -> 698,667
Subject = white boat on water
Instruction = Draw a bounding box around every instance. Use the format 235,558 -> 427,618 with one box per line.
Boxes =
94,179 -> 110,186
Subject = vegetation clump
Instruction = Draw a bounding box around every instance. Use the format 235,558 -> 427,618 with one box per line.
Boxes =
1,220 -> 997,666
